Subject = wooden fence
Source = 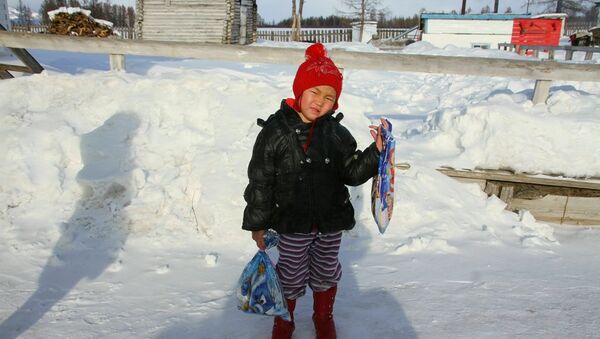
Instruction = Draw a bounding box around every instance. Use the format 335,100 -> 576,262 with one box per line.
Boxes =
564,21 -> 596,36
10,25 -> 49,34
256,27 -> 411,43
376,28 -> 412,39
256,28 -> 351,43
10,24 -> 136,39
498,43 -> 600,61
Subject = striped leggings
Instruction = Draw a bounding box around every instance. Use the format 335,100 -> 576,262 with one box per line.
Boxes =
276,231 -> 343,300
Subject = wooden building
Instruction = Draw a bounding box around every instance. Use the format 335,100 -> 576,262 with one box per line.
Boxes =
0,0 -> 10,56
420,13 -> 530,49
0,0 -> 10,31
135,0 -> 257,44
420,13 -> 567,50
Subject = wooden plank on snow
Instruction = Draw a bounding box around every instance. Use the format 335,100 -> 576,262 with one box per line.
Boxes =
437,168 -> 600,191
438,167 -> 600,225
563,196 -> 600,225
510,195 -> 568,223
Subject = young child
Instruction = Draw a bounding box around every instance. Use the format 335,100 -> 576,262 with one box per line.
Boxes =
242,43 -> 384,339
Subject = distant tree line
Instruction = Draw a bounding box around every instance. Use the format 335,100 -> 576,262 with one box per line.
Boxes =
38,0 -> 136,27
259,3 -> 598,29
258,14 -> 421,28
260,15 -> 351,28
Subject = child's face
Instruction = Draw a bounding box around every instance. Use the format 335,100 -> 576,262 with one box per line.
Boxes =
298,85 -> 337,123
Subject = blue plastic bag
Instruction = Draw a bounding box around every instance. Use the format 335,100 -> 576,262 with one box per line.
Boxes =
371,119 -> 395,234
236,230 -> 290,321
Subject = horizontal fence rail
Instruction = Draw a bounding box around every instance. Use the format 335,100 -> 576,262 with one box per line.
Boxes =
1,31 -> 599,103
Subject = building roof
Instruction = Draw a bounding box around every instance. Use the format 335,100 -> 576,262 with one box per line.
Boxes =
421,13 -> 531,21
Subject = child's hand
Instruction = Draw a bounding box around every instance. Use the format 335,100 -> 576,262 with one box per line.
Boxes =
369,118 -> 389,152
252,230 -> 267,250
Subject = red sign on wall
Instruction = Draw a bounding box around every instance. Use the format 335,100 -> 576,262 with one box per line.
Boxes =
511,19 -> 563,46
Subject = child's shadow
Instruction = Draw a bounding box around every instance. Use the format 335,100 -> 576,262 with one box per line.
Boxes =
155,187 -> 417,339
336,228 -> 418,338
0,113 -> 140,339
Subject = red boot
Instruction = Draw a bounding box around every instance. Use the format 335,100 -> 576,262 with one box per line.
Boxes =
312,286 -> 337,339
271,299 -> 296,339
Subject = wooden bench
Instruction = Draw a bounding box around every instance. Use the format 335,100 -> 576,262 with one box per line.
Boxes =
438,167 -> 600,226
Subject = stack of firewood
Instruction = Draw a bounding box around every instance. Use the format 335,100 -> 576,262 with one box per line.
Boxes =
48,12 -> 114,37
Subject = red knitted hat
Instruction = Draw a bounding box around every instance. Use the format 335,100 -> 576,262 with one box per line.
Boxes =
292,43 -> 343,111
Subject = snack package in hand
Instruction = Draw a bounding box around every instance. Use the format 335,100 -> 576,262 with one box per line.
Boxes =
236,230 -> 290,321
371,119 -> 395,234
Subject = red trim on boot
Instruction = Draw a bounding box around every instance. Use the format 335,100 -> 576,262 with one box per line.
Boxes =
271,299 -> 296,339
313,286 -> 337,339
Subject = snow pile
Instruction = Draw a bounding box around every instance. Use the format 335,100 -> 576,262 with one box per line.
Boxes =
402,41 -> 530,60
403,40 -> 600,63
48,7 -> 92,21
2,62 -> 586,249
418,91 -> 600,177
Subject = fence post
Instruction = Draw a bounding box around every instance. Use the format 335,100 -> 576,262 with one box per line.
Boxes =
565,48 -> 574,61
532,80 -> 551,104
110,54 -> 125,71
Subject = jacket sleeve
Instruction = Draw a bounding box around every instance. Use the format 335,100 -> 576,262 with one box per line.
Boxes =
242,128 -> 276,231
338,126 -> 380,186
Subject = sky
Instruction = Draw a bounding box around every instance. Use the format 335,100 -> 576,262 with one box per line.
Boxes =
0,41 -> 599,338
11,0 -> 541,21
256,0 -> 539,22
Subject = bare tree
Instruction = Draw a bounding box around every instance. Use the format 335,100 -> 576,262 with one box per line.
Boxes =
529,0 -> 595,15
339,0 -> 384,41
291,0 -> 304,41
16,0 -> 33,26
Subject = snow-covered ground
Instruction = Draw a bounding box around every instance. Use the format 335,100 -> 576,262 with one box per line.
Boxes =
1,41 -> 599,339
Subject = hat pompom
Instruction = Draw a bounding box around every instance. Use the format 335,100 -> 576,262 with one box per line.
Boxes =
305,43 -> 328,60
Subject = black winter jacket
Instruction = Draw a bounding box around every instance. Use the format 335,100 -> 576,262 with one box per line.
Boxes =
242,100 -> 380,234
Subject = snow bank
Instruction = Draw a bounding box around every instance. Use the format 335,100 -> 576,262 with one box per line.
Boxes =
2,42 -> 599,255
